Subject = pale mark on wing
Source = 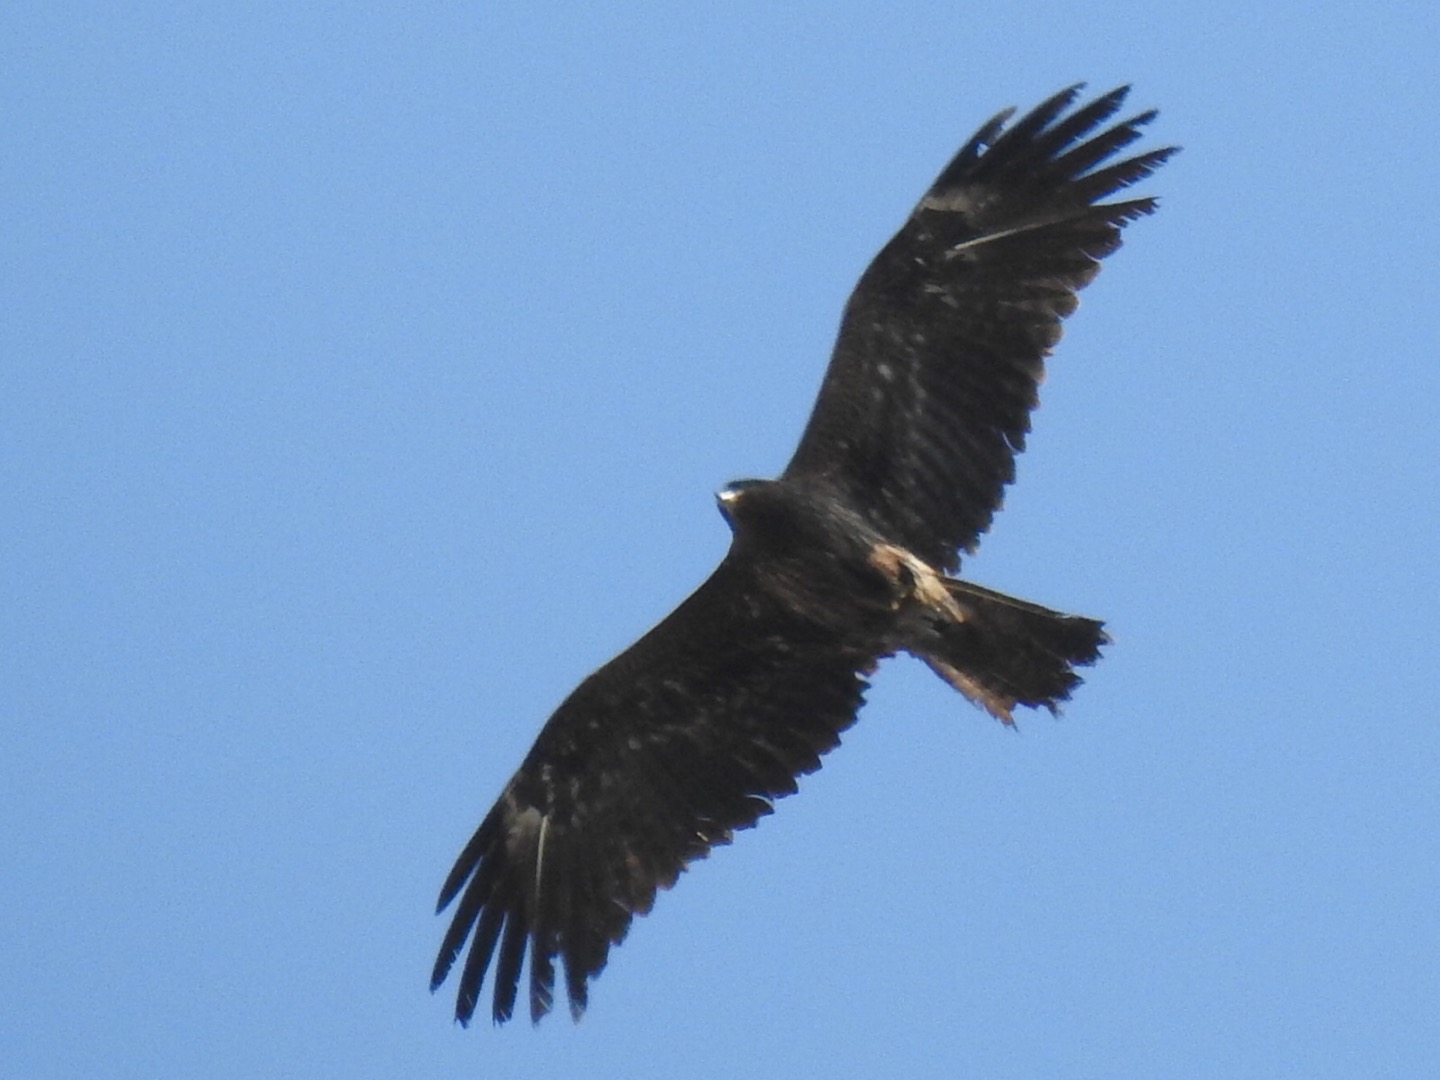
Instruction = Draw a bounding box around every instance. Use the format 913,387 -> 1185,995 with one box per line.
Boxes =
943,219 -> 1053,258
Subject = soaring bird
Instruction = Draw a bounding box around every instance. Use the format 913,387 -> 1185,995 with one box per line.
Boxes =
432,84 -> 1174,1025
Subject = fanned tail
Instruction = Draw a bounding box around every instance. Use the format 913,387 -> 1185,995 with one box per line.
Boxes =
909,578 -> 1108,723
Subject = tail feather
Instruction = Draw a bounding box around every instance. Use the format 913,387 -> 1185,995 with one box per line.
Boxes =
907,578 -> 1107,723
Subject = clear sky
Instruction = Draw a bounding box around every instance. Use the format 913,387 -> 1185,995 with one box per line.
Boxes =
4,4 -> 1438,1078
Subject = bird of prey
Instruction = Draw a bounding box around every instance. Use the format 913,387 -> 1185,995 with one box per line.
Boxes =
432,84 -> 1173,1026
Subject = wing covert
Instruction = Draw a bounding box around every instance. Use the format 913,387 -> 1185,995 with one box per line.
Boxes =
783,85 -> 1175,571
431,554 -> 873,1025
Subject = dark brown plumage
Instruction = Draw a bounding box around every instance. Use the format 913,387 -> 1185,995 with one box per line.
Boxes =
432,84 -> 1174,1025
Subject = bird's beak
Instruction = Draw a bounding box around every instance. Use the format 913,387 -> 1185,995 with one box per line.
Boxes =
716,487 -> 741,524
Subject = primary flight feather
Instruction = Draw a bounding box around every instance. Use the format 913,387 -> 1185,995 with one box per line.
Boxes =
432,84 -> 1174,1025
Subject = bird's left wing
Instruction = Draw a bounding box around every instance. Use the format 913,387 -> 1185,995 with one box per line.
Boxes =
431,552 -> 873,1025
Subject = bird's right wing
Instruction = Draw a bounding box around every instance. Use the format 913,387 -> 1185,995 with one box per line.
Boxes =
784,85 -> 1175,573
431,553 -> 874,1025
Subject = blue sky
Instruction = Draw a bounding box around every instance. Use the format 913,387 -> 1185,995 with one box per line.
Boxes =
4,4 -> 1438,1077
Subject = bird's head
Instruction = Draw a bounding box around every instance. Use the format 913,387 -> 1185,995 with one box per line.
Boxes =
715,478 -> 773,530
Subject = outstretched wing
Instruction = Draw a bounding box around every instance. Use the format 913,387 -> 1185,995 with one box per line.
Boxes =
784,85 -> 1175,572
431,554 -> 873,1025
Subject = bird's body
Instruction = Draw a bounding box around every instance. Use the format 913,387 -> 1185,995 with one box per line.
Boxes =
432,85 -> 1174,1025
